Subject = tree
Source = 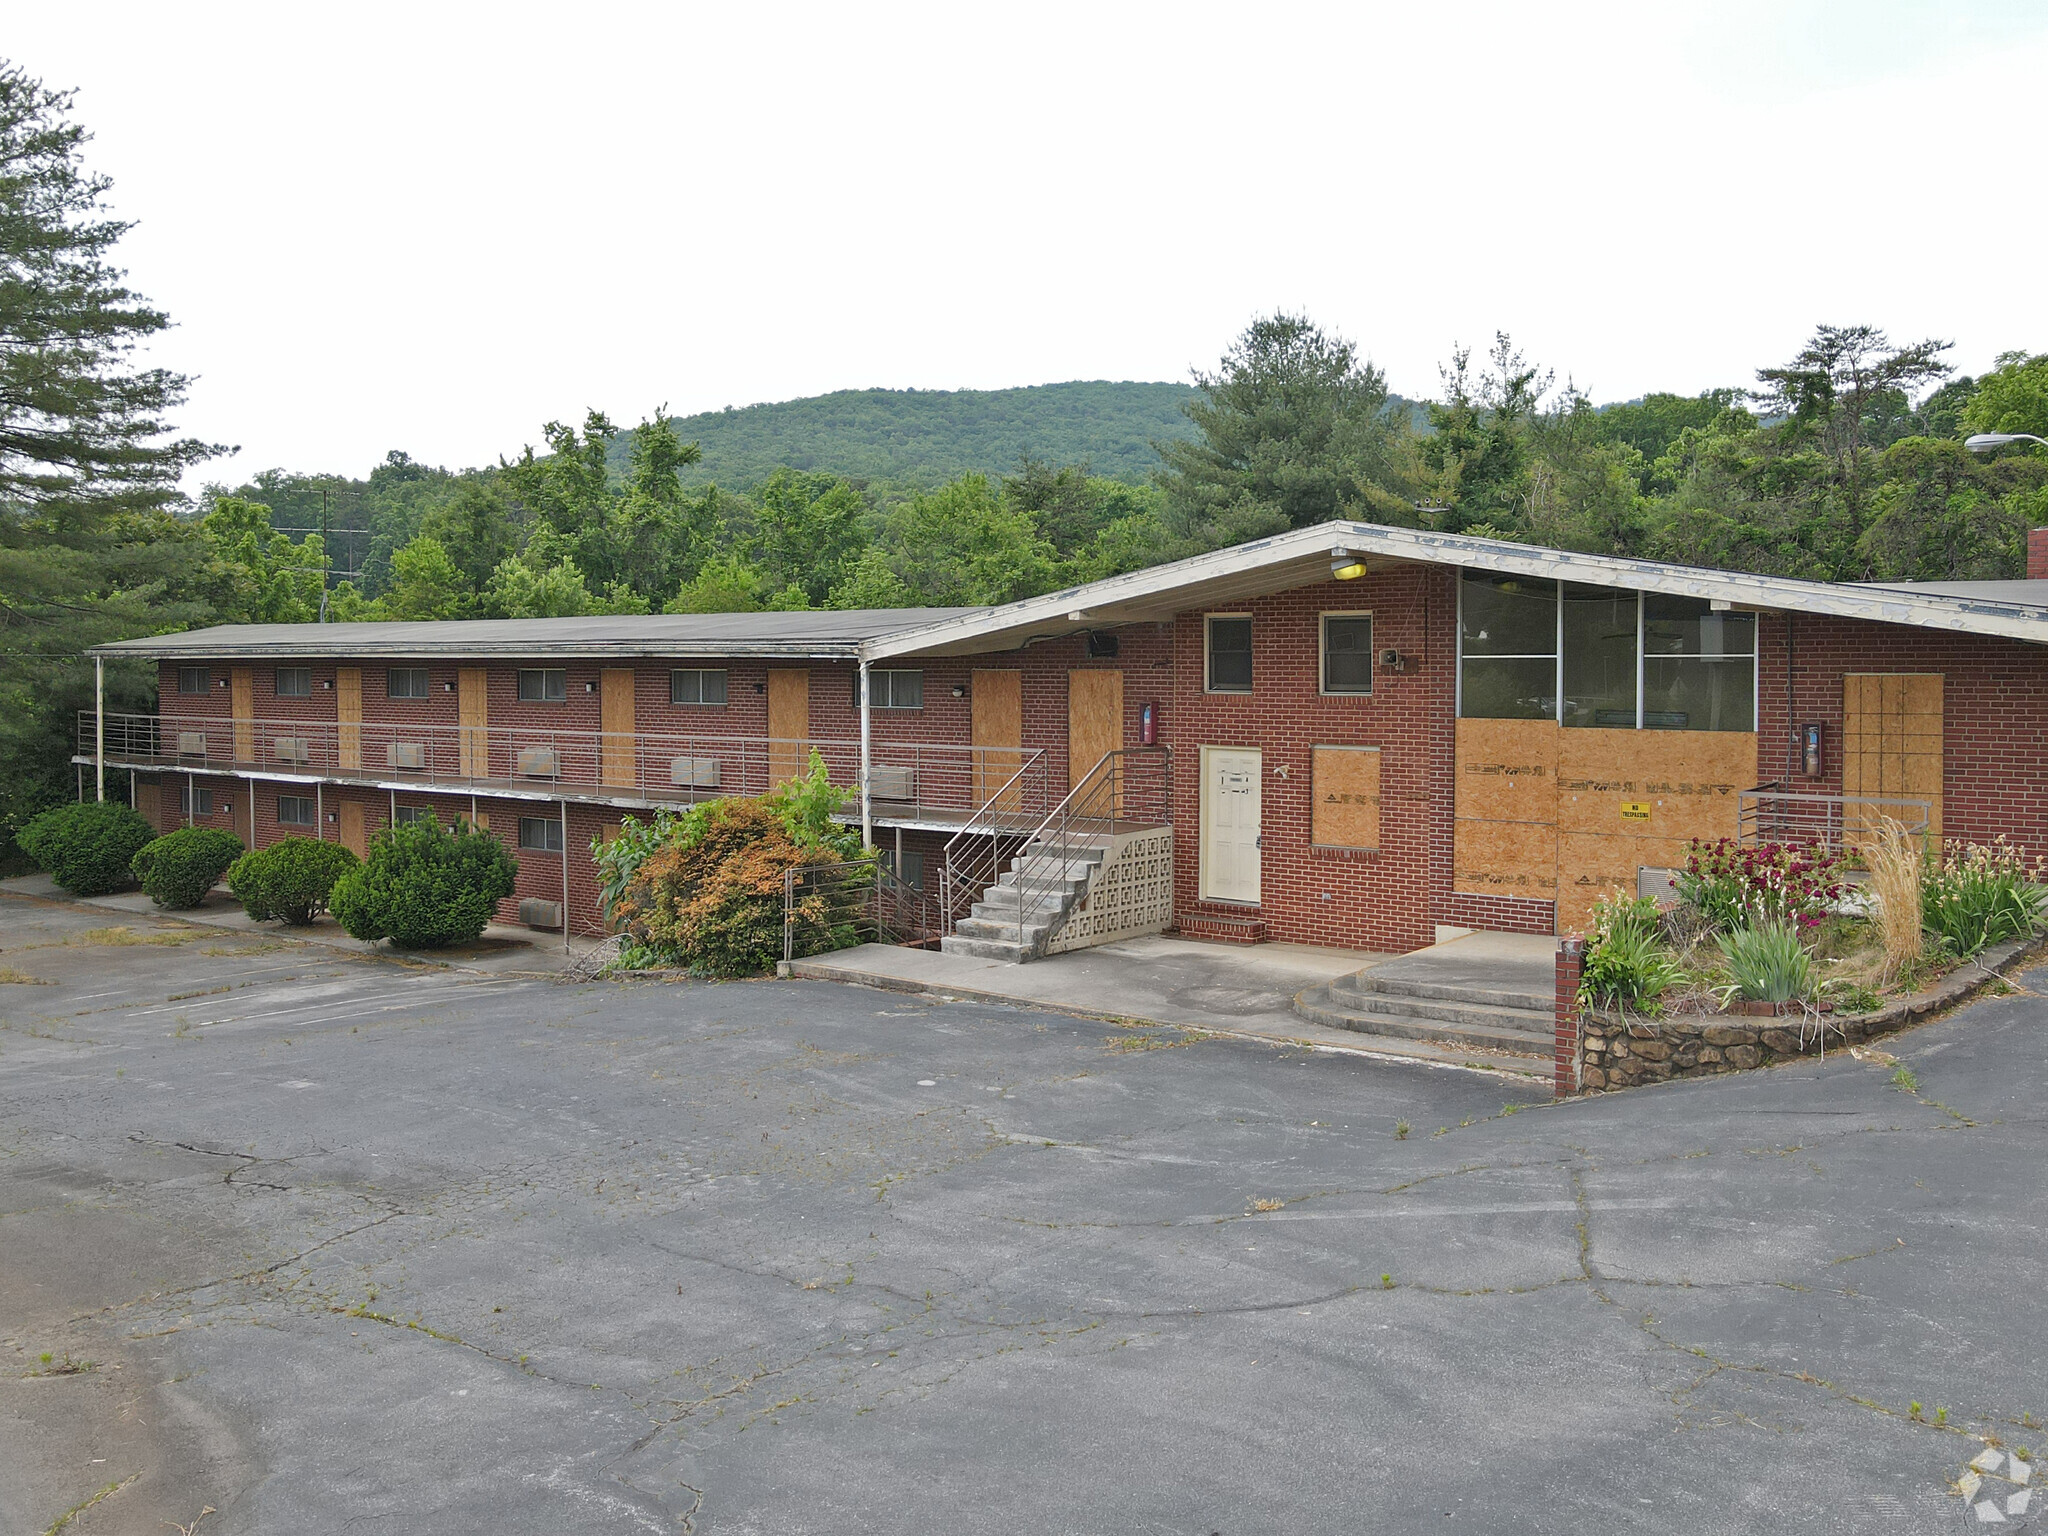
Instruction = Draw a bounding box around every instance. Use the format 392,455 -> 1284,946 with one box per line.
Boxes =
825,546 -> 913,609
1417,333 -> 1555,534
752,469 -> 868,604
1157,313 -> 1413,550
884,474 -> 1055,606
382,535 -> 465,620
200,497 -> 327,622
1962,351 -> 2048,441
666,553 -> 767,614
418,481 -> 516,596
0,64 -> 222,857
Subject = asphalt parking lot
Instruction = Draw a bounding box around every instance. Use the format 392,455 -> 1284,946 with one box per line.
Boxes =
3,890 -> 2044,1534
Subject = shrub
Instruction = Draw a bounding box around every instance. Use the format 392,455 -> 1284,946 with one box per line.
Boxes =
1677,838 -> 1845,933
130,827 -> 244,908
330,815 -> 518,948
1714,922 -> 1817,1005
18,801 -> 158,896
228,837 -> 361,925
1922,837 -> 2048,958
1579,894 -> 1684,1011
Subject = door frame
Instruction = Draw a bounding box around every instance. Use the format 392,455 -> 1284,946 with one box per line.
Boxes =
1197,744 -> 1263,905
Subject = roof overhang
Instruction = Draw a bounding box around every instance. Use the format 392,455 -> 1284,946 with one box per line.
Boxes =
864,522 -> 2048,658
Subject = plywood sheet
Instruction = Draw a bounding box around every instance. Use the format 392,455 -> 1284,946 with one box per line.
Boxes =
1312,745 -> 1381,850
1844,673 -> 1943,840
339,801 -> 366,858
1556,830 -> 1643,933
1555,728 -> 1752,845
973,669 -> 1024,810
135,779 -> 160,830
231,666 -> 254,763
1452,819 -> 1555,899
1454,718 -> 1557,825
458,667 -> 489,778
1067,670 -> 1123,801
337,667 -> 362,771
767,669 -> 810,784
600,668 -> 636,788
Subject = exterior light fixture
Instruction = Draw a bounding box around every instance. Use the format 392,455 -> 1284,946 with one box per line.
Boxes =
951,684 -> 967,699
1331,549 -> 1367,580
1967,432 -> 2048,452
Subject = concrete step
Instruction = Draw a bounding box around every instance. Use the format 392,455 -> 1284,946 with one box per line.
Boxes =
1345,971 -> 1552,1013
971,891 -> 1070,921
940,933 -> 1032,962
954,915 -> 1052,945
1009,854 -> 1103,882
1293,984 -> 1553,1059
991,873 -> 1091,903
1175,911 -> 1268,945
1328,976 -> 1552,1034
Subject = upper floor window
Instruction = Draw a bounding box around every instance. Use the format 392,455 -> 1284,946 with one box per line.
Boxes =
865,670 -> 923,710
1643,595 -> 1756,732
387,668 -> 430,699
671,669 -> 728,706
276,667 -> 312,698
1205,616 -> 1253,693
177,666 -> 211,695
1320,614 -> 1374,695
518,669 -> 567,702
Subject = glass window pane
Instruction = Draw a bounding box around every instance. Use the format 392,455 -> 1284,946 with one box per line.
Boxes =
1459,657 -> 1556,719
1561,586 -> 1637,729
276,667 -> 311,697
1643,657 -> 1755,732
179,667 -> 210,694
1461,573 -> 1556,656
700,670 -> 727,705
1643,595 -> 1756,658
1323,616 -> 1373,693
1208,619 -> 1252,691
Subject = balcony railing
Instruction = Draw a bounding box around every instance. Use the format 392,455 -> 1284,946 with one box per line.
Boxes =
1737,783 -> 1933,853
80,711 -> 1049,823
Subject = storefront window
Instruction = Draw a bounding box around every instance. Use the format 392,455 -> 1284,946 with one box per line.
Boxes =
1561,585 -> 1638,728
1459,573 -> 1555,719
1643,596 -> 1755,731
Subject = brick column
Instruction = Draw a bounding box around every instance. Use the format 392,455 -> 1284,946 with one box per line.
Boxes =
2029,528 -> 2048,581
1554,937 -> 1586,1100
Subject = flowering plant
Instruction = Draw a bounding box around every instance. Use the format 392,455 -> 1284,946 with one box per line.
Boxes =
1676,837 -> 1845,933
1922,836 -> 2048,957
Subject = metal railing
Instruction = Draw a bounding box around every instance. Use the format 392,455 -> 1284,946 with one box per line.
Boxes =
79,710 -> 1047,821
937,749 -> 1060,932
1000,747 -> 1173,951
783,857 -> 941,962
1737,783 -> 1933,852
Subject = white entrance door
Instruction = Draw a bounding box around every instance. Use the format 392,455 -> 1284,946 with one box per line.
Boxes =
1201,747 -> 1262,903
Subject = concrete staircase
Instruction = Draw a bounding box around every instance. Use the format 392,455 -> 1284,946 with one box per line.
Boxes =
1293,932 -> 1556,1061
939,845 -> 1105,962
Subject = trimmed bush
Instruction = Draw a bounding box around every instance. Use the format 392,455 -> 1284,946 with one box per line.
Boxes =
131,827 -> 244,909
18,801 -> 158,896
330,815 -> 517,948
228,837 -> 360,925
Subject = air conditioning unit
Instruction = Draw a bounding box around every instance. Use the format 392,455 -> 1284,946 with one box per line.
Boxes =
869,765 -> 917,802
518,746 -> 561,779
518,898 -> 562,931
386,741 -> 424,771
273,736 -> 311,765
176,731 -> 208,758
669,755 -> 722,789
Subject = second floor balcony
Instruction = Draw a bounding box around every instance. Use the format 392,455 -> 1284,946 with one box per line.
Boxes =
80,711 -> 1051,830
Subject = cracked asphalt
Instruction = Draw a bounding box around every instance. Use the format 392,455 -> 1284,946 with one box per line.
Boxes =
2,891 -> 2043,1534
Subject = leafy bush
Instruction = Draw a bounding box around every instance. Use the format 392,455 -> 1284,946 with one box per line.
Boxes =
18,801 -> 158,896
130,827 -> 244,908
1922,837 -> 2048,958
1579,894 -> 1684,1011
1714,922 -> 1817,1004
1677,838 -> 1845,933
228,837 -> 360,925
330,815 -> 518,948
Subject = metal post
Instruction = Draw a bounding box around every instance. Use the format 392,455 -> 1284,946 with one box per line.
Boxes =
94,655 -> 105,801
560,797 -> 570,955
249,779 -> 257,844
315,782 -> 323,840
858,656 -> 873,849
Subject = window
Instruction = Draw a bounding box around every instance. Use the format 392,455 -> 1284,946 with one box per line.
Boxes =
882,848 -> 925,890
392,806 -> 428,825
518,816 -> 564,852
387,668 -> 430,699
178,666 -> 211,695
864,670 -> 924,710
178,782 -> 215,816
1561,584 -> 1637,728
1320,614 -> 1374,695
1206,617 -> 1253,693
1459,573 -> 1556,720
1643,595 -> 1756,732
671,669 -> 728,706
277,795 -> 316,827
276,667 -> 312,698
518,668 -> 567,702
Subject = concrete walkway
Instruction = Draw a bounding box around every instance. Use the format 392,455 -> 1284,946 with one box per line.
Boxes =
0,873 -> 602,976
786,934 -> 1551,1081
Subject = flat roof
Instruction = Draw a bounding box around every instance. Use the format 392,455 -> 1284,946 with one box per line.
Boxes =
91,608 -> 979,661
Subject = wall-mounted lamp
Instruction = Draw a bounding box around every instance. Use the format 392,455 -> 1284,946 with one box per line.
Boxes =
1331,550 -> 1367,580
443,680 -> 456,692
753,681 -> 766,695
327,811 -> 338,824
951,684 -> 967,699
584,681 -> 597,693
321,679 -> 334,690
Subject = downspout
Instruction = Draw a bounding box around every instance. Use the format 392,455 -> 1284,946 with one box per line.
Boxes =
858,654 -> 873,851
94,655 -> 105,802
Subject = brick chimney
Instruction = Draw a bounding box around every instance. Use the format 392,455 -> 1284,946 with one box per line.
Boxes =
2031,529 -> 2048,580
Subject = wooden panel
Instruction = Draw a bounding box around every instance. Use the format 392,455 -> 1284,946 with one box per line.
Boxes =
135,779 -> 160,830
1556,831 -> 1643,934
231,666 -> 254,762
339,801 -> 366,858
458,667 -> 489,778
1311,745 -> 1381,850
600,668 -> 636,788
972,669 -> 1024,809
1067,670 -> 1124,801
767,669 -> 810,783
336,667 -> 362,771
1454,718 -> 1557,824
1843,673 -> 1943,842
601,821 -> 623,845
1453,819 -> 1555,899
1556,728 -> 1752,845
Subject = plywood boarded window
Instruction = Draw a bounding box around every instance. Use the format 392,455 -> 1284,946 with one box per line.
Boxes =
1842,674 -> 1942,842
1311,745 -> 1380,849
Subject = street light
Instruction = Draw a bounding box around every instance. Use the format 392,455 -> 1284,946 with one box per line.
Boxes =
1966,432 -> 2048,452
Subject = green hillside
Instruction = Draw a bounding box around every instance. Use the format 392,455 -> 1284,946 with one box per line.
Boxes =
617,380 -> 1202,489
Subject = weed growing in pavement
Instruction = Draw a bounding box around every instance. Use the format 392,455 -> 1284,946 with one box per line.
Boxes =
1381,1274 -> 1394,1289
1248,1197 -> 1284,1213
1891,1066 -> 1920,1094
1394,1120 -> 1410,1140
1911,1402 -> 1923,1419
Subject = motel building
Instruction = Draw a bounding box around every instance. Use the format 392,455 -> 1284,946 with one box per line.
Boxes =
79,521 -> 2048,1011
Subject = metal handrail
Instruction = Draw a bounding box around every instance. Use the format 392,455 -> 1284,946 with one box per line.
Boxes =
936,749 -> 1054,932
1737,783 -> 1932,852
1004,747 -> 1172,952
79,709 -> 1043,821
783,856 -> 940,962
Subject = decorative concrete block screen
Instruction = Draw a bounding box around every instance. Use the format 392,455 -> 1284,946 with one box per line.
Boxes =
1045,828 -> 1174,954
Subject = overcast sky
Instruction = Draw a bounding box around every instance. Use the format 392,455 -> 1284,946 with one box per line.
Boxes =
12,1 -> 2048,491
